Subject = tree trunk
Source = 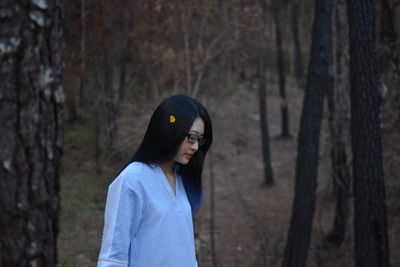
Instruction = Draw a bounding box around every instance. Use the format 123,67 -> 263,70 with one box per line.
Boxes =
0,1 -> 64,265
79,0 -> 87,107
376,0 -> 400,78
65,84 -> 78,124
282,0 -> 333,266
94,98 -> 102,174
375,0 -> 400,127
208,151 -> 218,267
258,0 -> 274,185
182,5 -> 192,95
102,0 -> 119,150
258,66 -> 274,185
347,1 -> 391,266
218,0 -> 228,21
118,0 -> 134,100
290,0 -> 305,89
326,0 -> 351,246
273,4 -> 290,137
326,86 -> 351,246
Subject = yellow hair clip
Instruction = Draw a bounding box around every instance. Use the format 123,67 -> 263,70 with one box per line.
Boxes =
169,115 -> 176,123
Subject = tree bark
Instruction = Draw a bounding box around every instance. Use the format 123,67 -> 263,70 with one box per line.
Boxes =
273,4 -> 290,137
282,0 -> 333,266
347,1 -> 391,266
0,0 -> 64,265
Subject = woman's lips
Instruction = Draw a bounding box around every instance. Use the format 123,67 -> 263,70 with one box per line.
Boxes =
185,153 -> 193,158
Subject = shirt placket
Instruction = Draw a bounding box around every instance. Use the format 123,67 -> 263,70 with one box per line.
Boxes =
156,165 -> 178,207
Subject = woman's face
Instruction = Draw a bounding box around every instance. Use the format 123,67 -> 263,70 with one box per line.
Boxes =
173,117 -> 205,165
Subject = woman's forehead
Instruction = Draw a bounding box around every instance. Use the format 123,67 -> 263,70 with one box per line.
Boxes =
189,118 -> 205,134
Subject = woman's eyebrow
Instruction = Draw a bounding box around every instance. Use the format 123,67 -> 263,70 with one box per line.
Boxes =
189,130 -> 204,136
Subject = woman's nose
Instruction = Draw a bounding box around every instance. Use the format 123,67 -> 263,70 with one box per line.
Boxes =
190,141 -> 199,151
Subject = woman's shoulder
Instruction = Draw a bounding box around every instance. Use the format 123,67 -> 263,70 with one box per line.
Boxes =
121,161 -> 155,177
115,162 -> 155,186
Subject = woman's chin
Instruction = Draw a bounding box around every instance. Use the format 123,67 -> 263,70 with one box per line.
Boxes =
178,158 -> 190,165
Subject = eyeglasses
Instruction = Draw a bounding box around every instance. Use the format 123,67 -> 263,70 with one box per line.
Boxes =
186,133 -> 206,146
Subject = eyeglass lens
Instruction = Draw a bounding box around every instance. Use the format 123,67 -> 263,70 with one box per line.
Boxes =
187,134 -> 205,145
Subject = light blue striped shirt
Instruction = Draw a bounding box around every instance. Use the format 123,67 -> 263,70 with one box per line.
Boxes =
97,162 -> 198,267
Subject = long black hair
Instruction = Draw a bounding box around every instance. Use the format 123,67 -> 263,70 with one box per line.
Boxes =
121,94 -> 212,211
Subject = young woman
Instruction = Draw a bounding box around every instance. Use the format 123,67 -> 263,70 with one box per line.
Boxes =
97,95 -> 213,267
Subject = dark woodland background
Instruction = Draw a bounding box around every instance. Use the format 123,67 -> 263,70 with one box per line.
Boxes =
0,0 -> 399,266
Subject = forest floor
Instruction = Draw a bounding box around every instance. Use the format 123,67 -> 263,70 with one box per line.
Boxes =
57,81 -> 400,267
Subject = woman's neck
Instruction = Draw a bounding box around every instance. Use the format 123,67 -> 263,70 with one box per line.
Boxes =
160,160 -> 175,176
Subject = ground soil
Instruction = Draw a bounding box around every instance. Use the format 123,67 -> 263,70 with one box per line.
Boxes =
58,83 -> 400,266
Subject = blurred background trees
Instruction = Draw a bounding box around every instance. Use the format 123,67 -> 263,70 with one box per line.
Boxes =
60,0 -> 399,265
1,0 -> 399,265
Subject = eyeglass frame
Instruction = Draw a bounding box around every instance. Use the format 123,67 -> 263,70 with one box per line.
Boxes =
185,133 -> 206,146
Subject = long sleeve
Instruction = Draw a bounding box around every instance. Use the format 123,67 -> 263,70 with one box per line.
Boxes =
97,173 -> 143,267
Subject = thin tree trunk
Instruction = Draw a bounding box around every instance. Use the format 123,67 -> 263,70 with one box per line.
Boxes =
347,1 -> 391,266
282,0 -> 333,266
94,66 -> 103,172
79,0 -> 86,107
375,0 -> 400,120
94,74 -> 102,174
218,0 -> 227,21
182,6 -> 192,95
65,85 -> 78,124
208,151 -> 218,267
273,5 -> 290,137
102,0 -> 118,149
0,1 -> 64,265
326,0 -> 351,246
290,0 -> 305,89
192,69 -> 205,99
258,0 -> 274,185
258,69 -> 274,185
119,0 -> 134,100
326,83 -> 351,246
